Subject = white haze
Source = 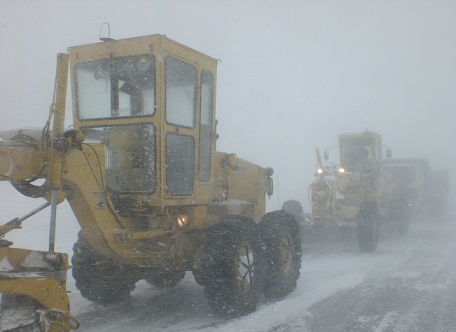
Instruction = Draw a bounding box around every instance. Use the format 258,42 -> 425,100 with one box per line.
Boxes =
1,1 -> 456,331
1,0 -> 455,213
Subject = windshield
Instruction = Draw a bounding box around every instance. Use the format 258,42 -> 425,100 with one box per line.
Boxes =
75,54 -> 156,120
340,138 -> 375,172
81,124 -> 156,193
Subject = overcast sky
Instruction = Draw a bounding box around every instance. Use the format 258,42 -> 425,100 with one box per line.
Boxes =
1,0 -> 455,211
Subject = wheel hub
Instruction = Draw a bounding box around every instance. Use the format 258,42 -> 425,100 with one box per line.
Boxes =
235,241 -> 255,293
280,234 -> 293,275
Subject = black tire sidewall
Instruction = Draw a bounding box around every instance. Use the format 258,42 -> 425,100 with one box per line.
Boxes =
71,232 -> 138,305
260,210 -> 302,300
358,204 -> 379,252
201,217 -> 262,317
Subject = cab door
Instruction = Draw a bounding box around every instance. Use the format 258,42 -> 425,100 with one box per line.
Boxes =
163,55 -> 198,197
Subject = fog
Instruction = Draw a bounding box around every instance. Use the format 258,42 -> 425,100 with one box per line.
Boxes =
1,0 -> 455,213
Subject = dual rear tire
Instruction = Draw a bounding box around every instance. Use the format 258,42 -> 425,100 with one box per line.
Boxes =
72,212 -> 303,316
201,216 -> 262,317
261,210 -> 302,300
201,212 -> 302,317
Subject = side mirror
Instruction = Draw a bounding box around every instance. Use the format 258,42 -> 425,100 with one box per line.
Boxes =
263,177 -> 273,198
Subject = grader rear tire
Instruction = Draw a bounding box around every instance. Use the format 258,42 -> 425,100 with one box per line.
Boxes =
281,200 -> 304,219
358,204 -> 379,253
201,216 -> 262,317
260,210 -> 302,300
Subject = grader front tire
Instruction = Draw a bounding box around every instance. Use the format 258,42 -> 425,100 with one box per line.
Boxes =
71,232 -> 139,305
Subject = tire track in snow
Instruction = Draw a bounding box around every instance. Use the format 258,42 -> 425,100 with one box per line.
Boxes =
299,218 -> 456,332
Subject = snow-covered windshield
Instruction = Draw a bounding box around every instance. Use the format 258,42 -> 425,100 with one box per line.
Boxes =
340,138 -> 376,172
81,124 -> 156,193
75,54 -> 155,120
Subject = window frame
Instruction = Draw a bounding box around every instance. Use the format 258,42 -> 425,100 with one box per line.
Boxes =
74,53 -> 156,121
164,56 -> 197,129
198,70 -> 214,181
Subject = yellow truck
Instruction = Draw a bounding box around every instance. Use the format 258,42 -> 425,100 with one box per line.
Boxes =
383,159 -> 450,221
0,34 -> 302,331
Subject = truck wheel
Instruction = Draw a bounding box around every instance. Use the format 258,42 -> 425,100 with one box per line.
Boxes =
358,205 -> 379,252
144,270 -> 185,288
390,200 -> 410,236
72,232 -> 139,305
201,216 -> 262,317
260,210 -> 302,300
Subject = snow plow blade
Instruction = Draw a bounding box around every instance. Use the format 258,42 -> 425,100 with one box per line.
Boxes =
0,247 -> 79,331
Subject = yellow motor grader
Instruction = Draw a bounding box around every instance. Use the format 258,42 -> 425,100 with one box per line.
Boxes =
0,34 -> 302,331
309,131 -> 393,252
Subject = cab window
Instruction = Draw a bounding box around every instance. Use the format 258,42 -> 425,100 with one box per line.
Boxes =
75,54 -> 155,120
165,56 -> 197,127
198,70 -> 214,181
81,124 -> 156,193
166,133 -> 195,195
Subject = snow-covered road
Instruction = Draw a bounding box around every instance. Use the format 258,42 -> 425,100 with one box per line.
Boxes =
67,214 -> 456,332
1,183 -> 454,331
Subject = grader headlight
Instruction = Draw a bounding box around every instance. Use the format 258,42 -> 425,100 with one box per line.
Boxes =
177,215 -> 190,227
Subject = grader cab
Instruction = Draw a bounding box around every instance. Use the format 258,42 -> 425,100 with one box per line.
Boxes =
309,131 -> 393,252
0,34 -> 302,330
